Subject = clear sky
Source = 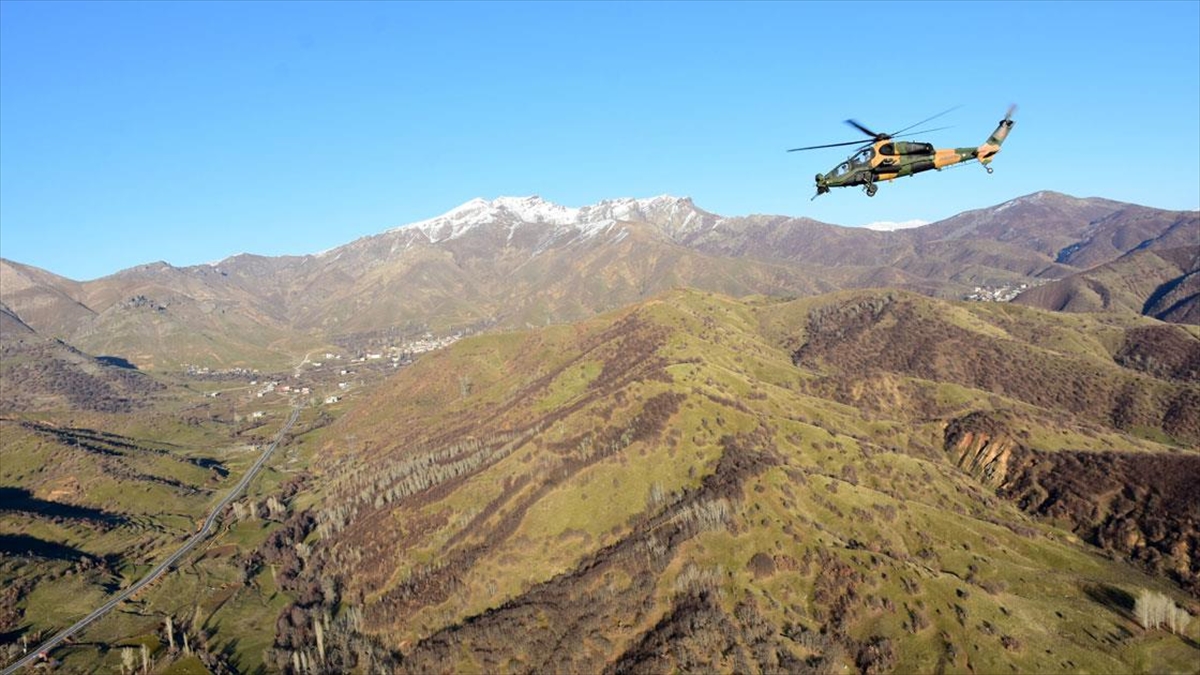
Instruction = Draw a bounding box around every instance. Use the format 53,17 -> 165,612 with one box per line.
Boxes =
2,1 -> 1197,281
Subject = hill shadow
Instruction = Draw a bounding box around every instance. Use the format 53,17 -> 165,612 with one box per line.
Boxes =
1141,270 -> 1197,319
0,487 -> 127,525
1081,582 -> 1135,621
96,355 -> 139,369
0,533 -> 96,563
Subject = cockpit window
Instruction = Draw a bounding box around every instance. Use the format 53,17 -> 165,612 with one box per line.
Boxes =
850,147 -> 875,168
833,161 -> 852,177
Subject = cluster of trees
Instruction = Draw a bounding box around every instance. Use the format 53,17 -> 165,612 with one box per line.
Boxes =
1114,325 -> 1200,382
1134,589 -> 1193,634
811,549 -> 865,637
230,495 -> 287,522
144,613 -> 237,675
854,636 -> 897,675
670,496 -> 733,535
243,509 -> 318,596
317,428 -> 530,541
116,644 -> 150,674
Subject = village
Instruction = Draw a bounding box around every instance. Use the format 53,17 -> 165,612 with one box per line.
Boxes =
962,280 -> 1045,303
241,331 -> 465,411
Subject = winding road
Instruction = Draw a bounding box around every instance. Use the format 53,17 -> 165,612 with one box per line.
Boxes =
2,405 -> 302,674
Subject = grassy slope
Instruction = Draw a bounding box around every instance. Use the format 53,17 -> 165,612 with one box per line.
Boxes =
304,289 -> 1198,674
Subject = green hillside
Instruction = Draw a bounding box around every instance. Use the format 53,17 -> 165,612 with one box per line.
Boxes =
264,289 -> 1199,674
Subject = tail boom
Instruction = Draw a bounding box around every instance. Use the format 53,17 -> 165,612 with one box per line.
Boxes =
977,105 -> 1016,167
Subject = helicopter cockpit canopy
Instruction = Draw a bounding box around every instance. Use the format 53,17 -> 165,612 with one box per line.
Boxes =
850,147 -> 875,168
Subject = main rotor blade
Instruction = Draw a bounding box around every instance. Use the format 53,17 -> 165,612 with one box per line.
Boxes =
891,105 -> 962,136
890,125 -> 953,139
845,119 -> 882,138
787,126 -> 953,153
787,139 -> 873,152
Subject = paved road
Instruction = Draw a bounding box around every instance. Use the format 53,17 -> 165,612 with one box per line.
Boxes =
2,405 -> 302,674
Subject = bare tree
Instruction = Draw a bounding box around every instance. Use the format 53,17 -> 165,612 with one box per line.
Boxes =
315,614 -> 326,664
1136,589 -> 1189,633
1169,603 -> 1192,635
267,495 -> 287,519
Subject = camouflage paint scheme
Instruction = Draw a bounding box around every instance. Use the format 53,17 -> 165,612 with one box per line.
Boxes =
814,107 -> 1016,198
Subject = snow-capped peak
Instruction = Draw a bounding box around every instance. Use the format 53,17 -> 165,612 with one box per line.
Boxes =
396,195 -> 713,243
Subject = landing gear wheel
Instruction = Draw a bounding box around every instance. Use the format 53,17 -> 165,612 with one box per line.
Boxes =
865,183 -> 878,197
985,166 -> 994,174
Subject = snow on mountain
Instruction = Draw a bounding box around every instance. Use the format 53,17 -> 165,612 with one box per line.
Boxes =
396,195 -> 717,244
578,196 -> 716,237
861,219 -> 929,232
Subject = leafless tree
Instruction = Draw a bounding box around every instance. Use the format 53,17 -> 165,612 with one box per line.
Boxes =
315,614 -> 326,664
1136,589 -> 1190,633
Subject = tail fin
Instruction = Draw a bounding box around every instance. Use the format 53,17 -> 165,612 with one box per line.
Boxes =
977,104 -> 1016,167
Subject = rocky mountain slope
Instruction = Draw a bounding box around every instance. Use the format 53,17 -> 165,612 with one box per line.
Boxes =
0,300 -> 165,414
1013,246 -> 1199,323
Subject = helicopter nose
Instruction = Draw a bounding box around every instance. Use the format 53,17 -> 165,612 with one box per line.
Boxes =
814,174 -> 830,195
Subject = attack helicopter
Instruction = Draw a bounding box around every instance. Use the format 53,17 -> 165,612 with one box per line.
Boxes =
789,105 -> 1016,198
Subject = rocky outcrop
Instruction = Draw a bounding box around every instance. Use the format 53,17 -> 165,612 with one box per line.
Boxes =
946,412 -> 1200,597
943,411 -> 1031,489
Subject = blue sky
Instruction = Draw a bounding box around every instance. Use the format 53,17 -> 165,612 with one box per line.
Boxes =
2,1 -> 1197,281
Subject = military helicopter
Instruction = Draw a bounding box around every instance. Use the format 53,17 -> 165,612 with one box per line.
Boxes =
789,105 -> 1016,198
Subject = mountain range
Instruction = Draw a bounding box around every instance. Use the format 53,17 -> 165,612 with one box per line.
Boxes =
2,191 -> 1196,372
2,190 -> 1199,674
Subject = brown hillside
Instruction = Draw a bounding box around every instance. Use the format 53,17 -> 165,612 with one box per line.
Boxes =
1013,246 -> 1199,324
0,336 -> 165,413
788,292 -> 1199,446
0,258 -> 95,337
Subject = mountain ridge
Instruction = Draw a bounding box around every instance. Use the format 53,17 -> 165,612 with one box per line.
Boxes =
7,190 -> 1190,284
2,191 -> 1196,369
